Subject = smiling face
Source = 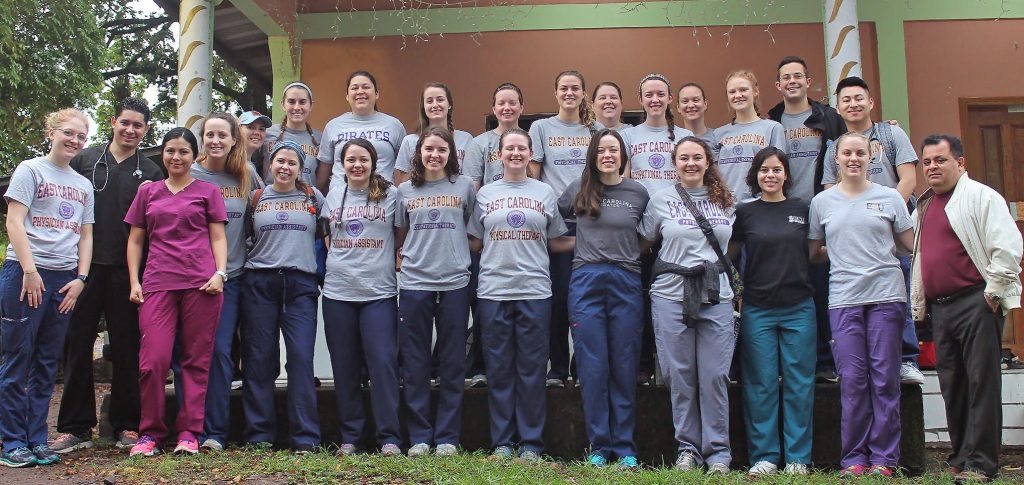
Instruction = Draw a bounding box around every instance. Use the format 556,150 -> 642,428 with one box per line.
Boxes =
240,122 -> 267,153
162,137 -> 195,178
674,140 -> 710,187
726,75 -> 757,113
492,88 -> 523,127
500,133 -> 532,175
47,117 -> 88,163
677,85 -> 708,122
422,86 -> 450,127
419,134 -> 450,176
836,135 -> 871,181
282,86 -> 312,127
110,109 -> 148,152
202,118 -> 236,161
555,75 -> 584,113
757,155 -> 787,197
342,144 -> 374,186
593,84 -> 623,121
640,79 -> 672,119
837,86 -> 874,125
594,134 -> 623,176
346,75 -> 379,115
921,140 -> 965,194
270,149 -> 302,186
776,62 -> 809,103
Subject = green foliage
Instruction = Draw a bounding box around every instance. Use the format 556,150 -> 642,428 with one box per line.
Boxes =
0,0 -> 104,175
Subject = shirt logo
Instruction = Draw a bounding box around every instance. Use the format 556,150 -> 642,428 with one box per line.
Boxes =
732,145 -> 743,155
345,219 -> 364,236
58,201 -> 75,220
570,148 -> 582,158
788,215 -> 806,224
428,209 -> 440,222
506,210 -> 526,228
276,211 -> 289,222
866,202 -> 884,212
791,140 -> 801,151
649,153 -> 666,169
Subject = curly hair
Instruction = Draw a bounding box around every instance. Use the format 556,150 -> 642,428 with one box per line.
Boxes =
410,126 -> 460,187
674,136 -> 733,209
575,129 -> 628,219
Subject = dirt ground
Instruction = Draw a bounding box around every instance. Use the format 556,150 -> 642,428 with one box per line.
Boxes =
0,385 -> 1021,484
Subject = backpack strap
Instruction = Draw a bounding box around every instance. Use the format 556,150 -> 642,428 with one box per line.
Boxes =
874,122 -> 898,169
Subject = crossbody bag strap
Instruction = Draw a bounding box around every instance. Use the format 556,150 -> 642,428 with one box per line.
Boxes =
673,184 -> 738,277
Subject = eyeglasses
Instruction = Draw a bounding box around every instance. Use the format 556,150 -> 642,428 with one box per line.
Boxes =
56,128 -> 88,143
780,73 -> 807,82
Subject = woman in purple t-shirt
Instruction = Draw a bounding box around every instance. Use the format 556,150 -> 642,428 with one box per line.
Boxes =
125,128 -> 228,457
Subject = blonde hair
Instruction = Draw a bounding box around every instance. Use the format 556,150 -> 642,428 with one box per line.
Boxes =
725,69 -> 761,121
45,108 -> 89,132
198,112 -> 252,196
833,131 -> 872,183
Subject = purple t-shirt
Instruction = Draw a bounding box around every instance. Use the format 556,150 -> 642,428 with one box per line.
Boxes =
124,180 -> 228,292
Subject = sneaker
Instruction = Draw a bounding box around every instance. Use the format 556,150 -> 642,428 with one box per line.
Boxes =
545,378 -> 565,388
0,447 -> 36,468
489,446 -> 514,460
116,430 -> 139,449
815,368 -> 840,383
335,443 -> 357,457
954,469 -> 993,483
707,462 -> 730,475
129,435 -> 161,457
407,443 -> 430,457
784,463 -> 810,475
869,465 -> 894,477
617,455 -> 639,469
380,443 -> 401,456
200,438 -> 224,452
294,444 -> 315,455
518,450 -> 541,462
636,371 -> 652,387
30,444 -> 59,466
174,438 -> 199,455
469,374 -> 488,388
900,362 -> 925,385
430,378 -> 440,388
587,452 -> 608,467
434,443 -> 457,456
748,460 -> 778,476
674,451 -> 697,471
50,433 -> 94,454
231,379 -> 244,390
840,464 -> 869,478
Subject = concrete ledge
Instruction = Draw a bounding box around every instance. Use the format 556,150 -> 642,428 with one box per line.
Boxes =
103,383 -> 924,472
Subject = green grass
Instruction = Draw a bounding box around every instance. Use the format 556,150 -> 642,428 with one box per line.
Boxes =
69,447 -> 1005,485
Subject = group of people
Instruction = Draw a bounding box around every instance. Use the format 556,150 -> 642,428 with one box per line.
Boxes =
0,56 -> 1019,483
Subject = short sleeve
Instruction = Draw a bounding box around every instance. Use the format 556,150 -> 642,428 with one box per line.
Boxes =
467,200 -> 484,239
390,120 -> 407,155
463,138 -> 486,181
892,190 -> 913,233
807,196 -> 825,240
820,142 -> 838,185
82,189 -> 96,225
546,197 -> 569,239
639,196 -> 660,241
391,189 -> 403,228
730,203 -> 748,244
317,125 -> 334,165
462,180 -> 476,223
893,126 -> 918,166
394,135 -> 415,174
4,163 -> 39,208
206,185 -> 228,224
124,185 -> 149,228
557,180 -> 578,219
770,122 -> 788,153
395,187 -> 409,228
528,121 -> 545,163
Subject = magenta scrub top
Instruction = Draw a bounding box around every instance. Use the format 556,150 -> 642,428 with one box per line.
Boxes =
125,179 -> 228,293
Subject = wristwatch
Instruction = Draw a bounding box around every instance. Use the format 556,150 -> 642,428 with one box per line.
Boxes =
77,274 -> 89,283
986,292 -> 1001,304
215,270 -> 228,281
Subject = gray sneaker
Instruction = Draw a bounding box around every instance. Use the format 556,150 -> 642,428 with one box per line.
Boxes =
469,374 -> 488,388
545,378 -> 565,388
116,430 -> 139,449
489,446 -> 514,460
707,462 -> 730,475
407,443 -> 430,457
518,450 -> 542,462
674,451 -> 697,471
200,438 -> 224,452
50,433 -> 94,454
435,443 -> 457,456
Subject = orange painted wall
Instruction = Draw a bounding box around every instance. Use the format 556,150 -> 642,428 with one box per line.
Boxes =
299,23 -> 880,134
904,19 -> 1024,143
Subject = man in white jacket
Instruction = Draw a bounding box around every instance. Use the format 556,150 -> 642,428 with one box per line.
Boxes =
910,134 -> 1022,483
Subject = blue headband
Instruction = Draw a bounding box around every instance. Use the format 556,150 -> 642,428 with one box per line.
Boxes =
269,140 -> 306,167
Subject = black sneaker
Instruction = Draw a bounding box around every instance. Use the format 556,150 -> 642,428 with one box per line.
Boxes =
31,444 -> 59,466
0,447 -> 37,468
294,444 -> 316,455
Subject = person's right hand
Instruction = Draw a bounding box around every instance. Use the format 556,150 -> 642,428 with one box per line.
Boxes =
129,282 -> 145,304
21,271 -> 45,308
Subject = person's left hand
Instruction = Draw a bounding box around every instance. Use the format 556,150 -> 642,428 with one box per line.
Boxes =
57,279 -> 85,314
984,293 -> 1000,313
200,273 -> 225,294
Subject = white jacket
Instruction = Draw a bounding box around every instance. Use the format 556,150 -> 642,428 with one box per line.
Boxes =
910,173 -> 1022,321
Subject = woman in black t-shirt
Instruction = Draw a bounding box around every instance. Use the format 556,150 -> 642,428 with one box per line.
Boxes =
728,147 -> 815,477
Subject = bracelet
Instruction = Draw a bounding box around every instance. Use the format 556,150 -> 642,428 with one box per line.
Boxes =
23,270 -> 37,275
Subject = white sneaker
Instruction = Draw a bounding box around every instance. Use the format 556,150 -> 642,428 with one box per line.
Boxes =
900,362 -> 925,385
747,461 -> 778,476
407,443 -> 429,457
434,443 -> 457,456
707,462 -> 730,475
674,451 -> 697,471
784,463 -> 809,475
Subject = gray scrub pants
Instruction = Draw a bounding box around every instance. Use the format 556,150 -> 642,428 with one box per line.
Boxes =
651,296 -> 735,467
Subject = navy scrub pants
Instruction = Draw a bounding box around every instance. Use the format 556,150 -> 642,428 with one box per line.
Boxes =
239,269 -> 321,448
568,264 -> 643,460
323,296 -> 402,448
200,276 -> 241,447
399,286 -> 471,446
478,297 -> 551,453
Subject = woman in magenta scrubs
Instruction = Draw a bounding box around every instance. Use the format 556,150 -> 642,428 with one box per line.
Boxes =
125,128 -> 228,457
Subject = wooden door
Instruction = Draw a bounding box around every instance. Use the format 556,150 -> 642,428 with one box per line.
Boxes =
960,98 -> 1024,358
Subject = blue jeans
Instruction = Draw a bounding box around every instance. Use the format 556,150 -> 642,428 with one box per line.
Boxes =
201,277 -> 241,446
569,264 -> 643,459
0,261 -> 75,452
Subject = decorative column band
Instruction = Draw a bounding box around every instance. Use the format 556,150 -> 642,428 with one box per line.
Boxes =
823,0 -> 862,105
177,0 -> 214,136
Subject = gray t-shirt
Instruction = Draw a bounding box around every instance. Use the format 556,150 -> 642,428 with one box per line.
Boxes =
595,121 -> 634,133
557,178 -> 649,273
463,130 -> 503,185
820,123 -> 917,189
714,119 -> 788,203
393,130 -> 473,175
318,112 -> 407,190
396,175 -> 476,290
622,123 -> 695,195
639,185 -> 735,302
5,157 -> 95,271
780,110 -> 822,202
245,186 -> 326,274
468,178 -> 568,300
808,183 -> 913,308
321,184 -> 400,301
694,127 -> 718,151
529,116 -> 593,196
264,124 -> 322,186
191,162 -> 264,278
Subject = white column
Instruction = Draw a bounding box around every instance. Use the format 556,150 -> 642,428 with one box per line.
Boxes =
823,0 -> 863,106
177,0 -> 219,136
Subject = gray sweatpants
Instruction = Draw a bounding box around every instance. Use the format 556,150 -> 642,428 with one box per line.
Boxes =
650,296 -> 735,466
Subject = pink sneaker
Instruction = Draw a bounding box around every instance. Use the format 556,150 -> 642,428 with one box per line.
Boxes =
129,435 -> 161,457
174,438 -> 199,455
840,464 -> 869,478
